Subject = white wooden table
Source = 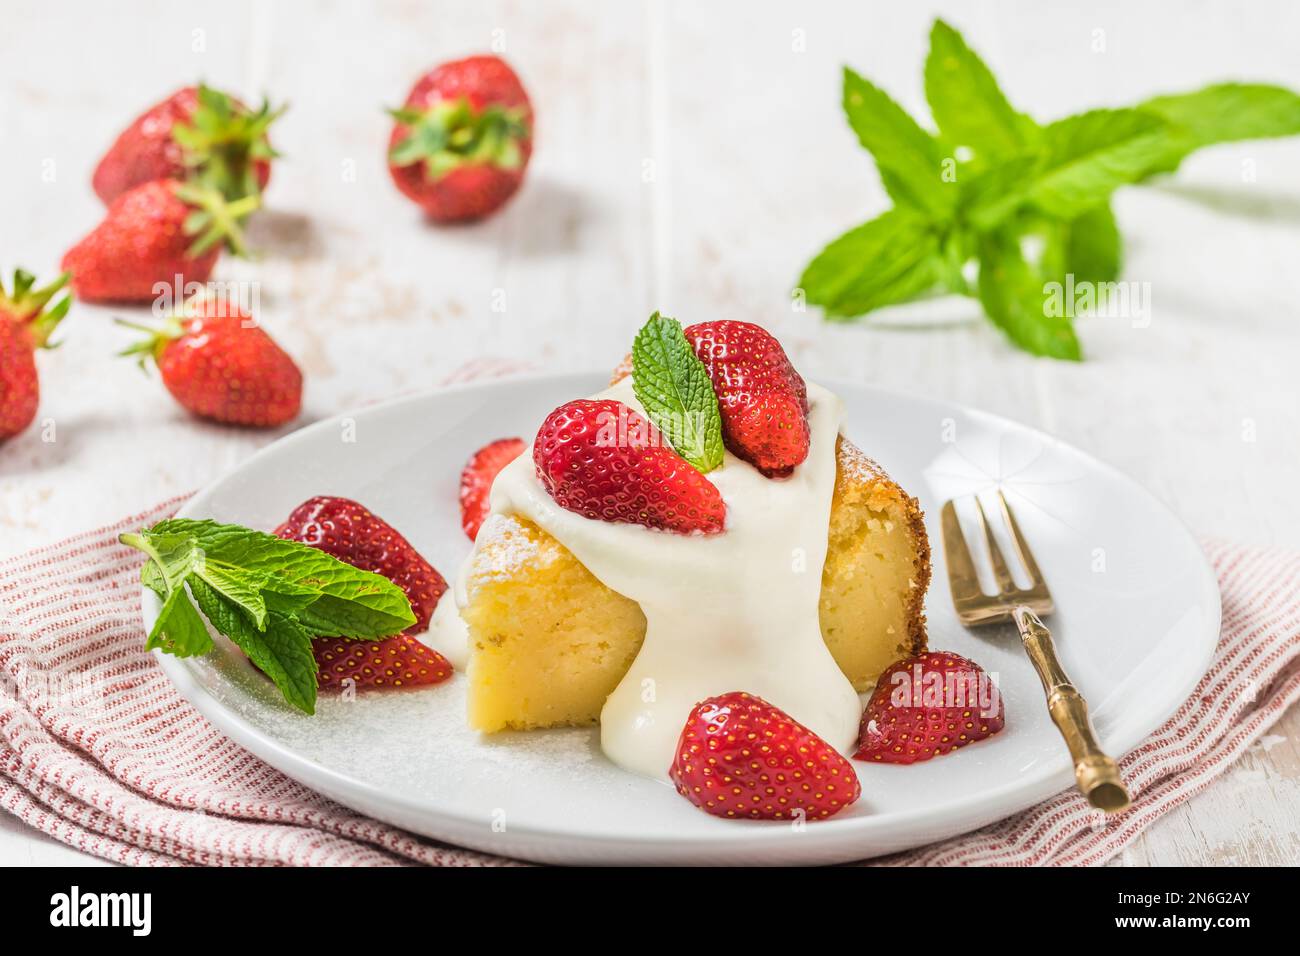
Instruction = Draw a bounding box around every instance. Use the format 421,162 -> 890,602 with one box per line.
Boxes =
2,0 -> 1297,866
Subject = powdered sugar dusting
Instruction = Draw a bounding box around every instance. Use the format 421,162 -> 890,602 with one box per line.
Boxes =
468,513 -> 545,585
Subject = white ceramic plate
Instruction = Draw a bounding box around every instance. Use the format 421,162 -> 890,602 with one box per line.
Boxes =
145,373 -> 1220,865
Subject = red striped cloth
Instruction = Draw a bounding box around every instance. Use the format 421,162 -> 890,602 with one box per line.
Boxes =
1,511 -> 1296,866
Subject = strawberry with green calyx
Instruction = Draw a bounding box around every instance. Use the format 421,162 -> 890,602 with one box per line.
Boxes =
116,297 -> 301,428
62,180 -> 258,304
93,84 -> 285,205
0,269 -> 71,441
387,55 -> 533,222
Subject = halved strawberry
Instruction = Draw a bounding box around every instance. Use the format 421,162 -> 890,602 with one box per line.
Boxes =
670,692 -> 861,821
312,635 -> 452,690
275,496 -> 453,689
459,437 -> 525,541
533,399 -> 725,534
855,651 -> 1005,764
684,320 -> 810,477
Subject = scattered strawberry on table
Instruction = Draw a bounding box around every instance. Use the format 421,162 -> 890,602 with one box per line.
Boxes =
459,436 -> 525,541
855,650 -> 1006,764
0,269 -> 71,441
117,296 -> 301,427
275,496 -> 453,691
670,691 -> 862,821
534,398 -> 726,534
62,180 -> 258,303
685,320 -> 810,478
92,84 -> 284,205
387,54 -> 533,222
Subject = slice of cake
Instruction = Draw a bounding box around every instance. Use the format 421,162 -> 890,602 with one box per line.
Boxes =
463,435 -> 929,732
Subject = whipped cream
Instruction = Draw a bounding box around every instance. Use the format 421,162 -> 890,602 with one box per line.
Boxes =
423,590 -> 470,670
440,376 -> 862,781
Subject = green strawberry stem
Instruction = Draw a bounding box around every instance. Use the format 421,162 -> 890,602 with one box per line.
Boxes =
0,268 -> 72,346
388,98 -> 528,180
115,315 -> 185,369
172,182 -> 260,258
172,83 -> 287,203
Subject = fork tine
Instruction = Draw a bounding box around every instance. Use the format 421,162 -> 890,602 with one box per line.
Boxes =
997,491 -> 1049,594
940,500 -> 981,596
974,496 -> 1018,593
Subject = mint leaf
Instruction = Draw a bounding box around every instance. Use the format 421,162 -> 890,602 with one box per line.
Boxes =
122,519 -> 419,714
1062,204 -> 1122,284
1024,109 -> 1172,218
148,584 -> 215,657
799,209 -> 940,318
842,67 -> 954,218
802,18 -> 1300,362
194,562 -> 269,628
190,578 -> 319,715
925,19 -> 1038,163
977,233 -> 1081,361
151,519 -> 416,637
630,313 -> 724,473
1139,83 -> 1300,174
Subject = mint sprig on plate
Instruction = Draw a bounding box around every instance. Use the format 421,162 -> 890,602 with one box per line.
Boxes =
630,312 -> 724,473
122,519 -> 417,715
799,18 -> 1300,360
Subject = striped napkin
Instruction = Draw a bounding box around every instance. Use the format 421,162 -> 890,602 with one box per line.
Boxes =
1,503 -> 1296,866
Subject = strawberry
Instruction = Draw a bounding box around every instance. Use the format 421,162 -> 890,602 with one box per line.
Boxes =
670,692 -> 861,821
855,651 -> 1006,764
459,436 -> 526,541
92,85 -> 282,205
683,320 -> 810,477
533,399 -> 725,535
63,180 -> 257,303
388,55 -> 533,222
275,496 -> 453,690
117,297 -> 301,427
0,269 -> 70,441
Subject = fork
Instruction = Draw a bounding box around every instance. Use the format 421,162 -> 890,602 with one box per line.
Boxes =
941,490 -> 1131,813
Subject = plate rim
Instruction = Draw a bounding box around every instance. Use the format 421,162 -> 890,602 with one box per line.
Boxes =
147,371 -> 1222,862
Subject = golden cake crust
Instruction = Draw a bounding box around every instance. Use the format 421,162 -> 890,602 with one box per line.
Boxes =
832,436 -> 930,660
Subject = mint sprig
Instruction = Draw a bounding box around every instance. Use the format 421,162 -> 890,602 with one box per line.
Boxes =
122,519 -> 418,715
800,18 -> 1300,360
630,313 -> 724,473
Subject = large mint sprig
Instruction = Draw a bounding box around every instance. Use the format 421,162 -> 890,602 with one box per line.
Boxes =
799,17 -> 1300,360
629,313 -> 724,474
122,519 -> 417,714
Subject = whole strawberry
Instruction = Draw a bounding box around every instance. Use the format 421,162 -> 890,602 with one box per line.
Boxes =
0,269 -> 70,441
63,180 -> 258,303
459,436 -> 525,541
855,651 -> 1006,764
93,85 -> 283,205
388,55 -> 533,222
276,496 -> 453,690
534,399 -> 726,535
684,320 -> 810,477
670,692 -> 861,821
118,298 -> 301,427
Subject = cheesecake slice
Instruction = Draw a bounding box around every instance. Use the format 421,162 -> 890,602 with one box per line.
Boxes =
462,436 -> 930,732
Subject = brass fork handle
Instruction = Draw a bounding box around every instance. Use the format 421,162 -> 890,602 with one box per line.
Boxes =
1012,606 -> 1132,813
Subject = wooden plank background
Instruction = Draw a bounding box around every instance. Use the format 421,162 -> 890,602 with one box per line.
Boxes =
1,0 -> 1296,865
